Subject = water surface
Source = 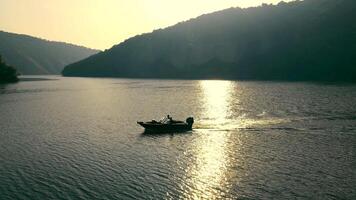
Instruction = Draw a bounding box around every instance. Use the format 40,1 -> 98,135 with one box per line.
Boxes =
0,76 -> 355,199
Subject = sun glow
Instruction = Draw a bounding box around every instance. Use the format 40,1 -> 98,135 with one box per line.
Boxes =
0,0 -> 292,50
200,81 -> 232,118
182,80 -> 235,198
199,80 -> 235,130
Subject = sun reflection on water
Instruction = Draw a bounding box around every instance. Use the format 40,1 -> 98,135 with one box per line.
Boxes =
181,80 -> 289,198
200,80 -> 233,123
183,80 -> 235,199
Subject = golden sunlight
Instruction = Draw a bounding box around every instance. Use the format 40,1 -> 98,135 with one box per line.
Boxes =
0,0 -> 292,50
199,80 -> 234,129
182,80 -> 235,198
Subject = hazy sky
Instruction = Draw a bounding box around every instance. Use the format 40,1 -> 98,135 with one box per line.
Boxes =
0,0 -> 291,50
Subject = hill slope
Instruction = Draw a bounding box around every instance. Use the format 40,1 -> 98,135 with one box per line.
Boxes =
62,0 -> 356,82
0,31 -> 99,75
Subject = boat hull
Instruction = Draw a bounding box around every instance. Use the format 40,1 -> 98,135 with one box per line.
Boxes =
137,122 -> 192,133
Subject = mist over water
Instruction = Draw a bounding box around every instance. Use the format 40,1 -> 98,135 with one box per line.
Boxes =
0,76 -> 355,199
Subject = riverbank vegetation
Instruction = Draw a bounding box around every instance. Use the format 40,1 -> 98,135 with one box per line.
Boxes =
0,55 -> 19,83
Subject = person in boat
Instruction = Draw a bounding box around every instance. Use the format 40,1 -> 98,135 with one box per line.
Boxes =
166,115 -> 173,123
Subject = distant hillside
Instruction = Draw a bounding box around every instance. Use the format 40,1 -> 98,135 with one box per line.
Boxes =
0,31 -> 99,75
63,0 -> 356,82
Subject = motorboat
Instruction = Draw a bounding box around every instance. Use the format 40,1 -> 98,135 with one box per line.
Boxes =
137,115 -> 194,133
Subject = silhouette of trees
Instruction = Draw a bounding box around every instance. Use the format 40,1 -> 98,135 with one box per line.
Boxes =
0,55 -> 19,83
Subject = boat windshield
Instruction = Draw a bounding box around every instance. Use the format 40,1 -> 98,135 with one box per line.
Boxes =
160,116 -> 171,124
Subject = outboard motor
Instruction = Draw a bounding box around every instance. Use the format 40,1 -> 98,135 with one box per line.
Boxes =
186,117 -> 194,128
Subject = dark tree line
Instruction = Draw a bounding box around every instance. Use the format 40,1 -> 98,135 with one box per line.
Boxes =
0,55 -> 19,83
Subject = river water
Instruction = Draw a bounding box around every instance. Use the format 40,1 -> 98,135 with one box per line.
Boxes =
0,76 -> 355,199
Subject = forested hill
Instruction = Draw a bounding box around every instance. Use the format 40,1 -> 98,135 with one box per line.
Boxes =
62,0 -> 356,82
0,31 -> 99,75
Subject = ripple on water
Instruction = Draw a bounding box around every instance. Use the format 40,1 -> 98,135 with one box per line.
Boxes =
0,77 -> 355,199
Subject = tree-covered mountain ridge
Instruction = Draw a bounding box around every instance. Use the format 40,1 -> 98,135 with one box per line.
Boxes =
0,30 -> 99,75
62,0 -> 356,82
